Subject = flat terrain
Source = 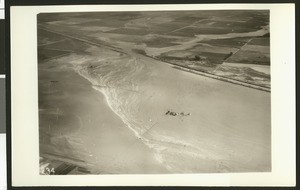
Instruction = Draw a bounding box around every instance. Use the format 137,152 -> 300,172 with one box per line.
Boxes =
38,10 -> 270,89
38,11 -> 271,174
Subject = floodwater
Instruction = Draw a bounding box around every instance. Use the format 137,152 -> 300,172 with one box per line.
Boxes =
60,44 -> 271,173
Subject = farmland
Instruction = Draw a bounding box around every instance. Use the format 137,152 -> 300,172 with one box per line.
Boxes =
38,10 -> 270,89
37,10 -> 271,174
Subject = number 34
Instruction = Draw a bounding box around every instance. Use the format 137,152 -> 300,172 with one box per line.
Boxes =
41,167 -> 55,175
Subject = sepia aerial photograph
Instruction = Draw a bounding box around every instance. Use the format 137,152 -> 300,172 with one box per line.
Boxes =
37,10 -> 271,175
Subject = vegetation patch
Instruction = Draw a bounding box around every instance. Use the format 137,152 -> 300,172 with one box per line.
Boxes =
107,28 -> 150,35
248,37 -> 270,46
143,36 -> 179,48
227,50 -> 270,65
201,37 -> 250,48
171,26 -> 233,36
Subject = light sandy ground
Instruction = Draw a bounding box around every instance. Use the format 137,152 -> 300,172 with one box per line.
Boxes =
40,42 -> 271,173
86,24 -> 269,58
38,57 -> 168,174
223,62 -> 270,75
141,26 -> 269,57
131,50 -> 271,173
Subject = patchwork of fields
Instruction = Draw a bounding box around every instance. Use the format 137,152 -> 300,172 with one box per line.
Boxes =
38,10 -> 270,89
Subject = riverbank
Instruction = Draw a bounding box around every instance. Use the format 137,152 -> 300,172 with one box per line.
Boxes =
38,25 -> 271,173
38,56 -> 168,174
